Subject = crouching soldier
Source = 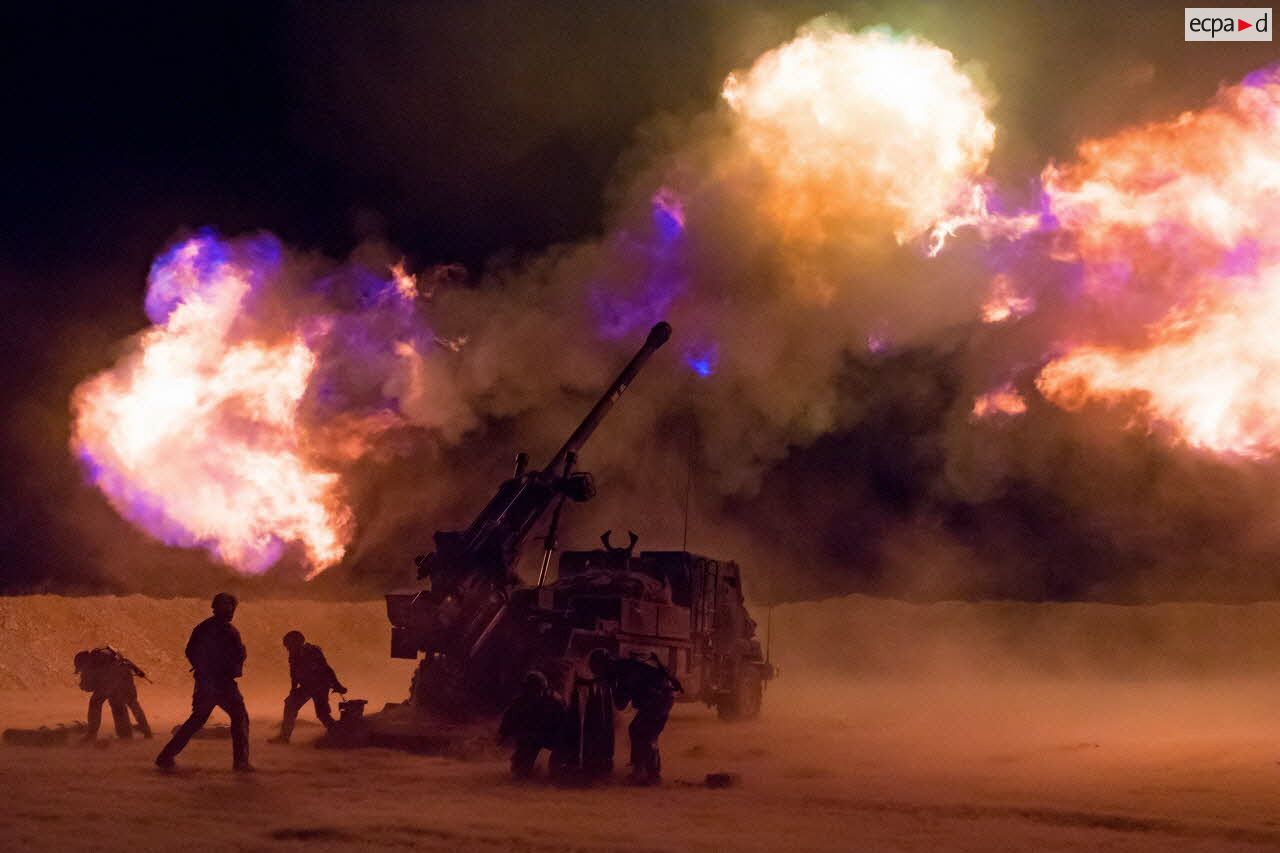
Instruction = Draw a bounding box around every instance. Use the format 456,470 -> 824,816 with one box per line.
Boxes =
268,630 -> 346,744
498,671 -> 564,778
74,647 -> 152,741
612,652 -> 682,786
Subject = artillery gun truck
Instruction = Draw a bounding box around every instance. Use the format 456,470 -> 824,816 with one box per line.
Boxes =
380,321 -> 773,732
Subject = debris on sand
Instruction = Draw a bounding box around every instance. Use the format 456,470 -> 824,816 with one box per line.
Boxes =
170,724 -> 231,740
705,772 -> 741,788
4,722 -> 92,747
269,827 -> 356,842
326,702 -> 503,759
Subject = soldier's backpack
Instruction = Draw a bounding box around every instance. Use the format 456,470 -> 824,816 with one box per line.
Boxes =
75,648 -> 111,691
74,646 -> 145,692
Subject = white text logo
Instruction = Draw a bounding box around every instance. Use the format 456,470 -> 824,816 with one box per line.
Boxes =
1185,8 -> 1272,40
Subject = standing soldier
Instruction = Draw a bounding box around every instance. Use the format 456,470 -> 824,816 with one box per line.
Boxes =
155,592 -> 252,772
612,652 -> 682,786
498,671 -> 565,778
74,647 -> 152,741
268,630 -> 346,744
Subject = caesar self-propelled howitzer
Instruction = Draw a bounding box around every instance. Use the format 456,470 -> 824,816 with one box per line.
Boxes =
382,321 -> 774,728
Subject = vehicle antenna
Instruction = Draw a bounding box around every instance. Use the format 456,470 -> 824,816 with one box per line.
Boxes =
766,605 -> 773,664
682,416 -> 695,552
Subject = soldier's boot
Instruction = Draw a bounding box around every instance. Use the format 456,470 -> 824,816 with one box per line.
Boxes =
510,741 -> 540,778
648,748 -> 662,784
628,738 -> 660,785
155,730 -> 191,769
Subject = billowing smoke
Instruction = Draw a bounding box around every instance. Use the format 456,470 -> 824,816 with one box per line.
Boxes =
66,18 -> 1280,601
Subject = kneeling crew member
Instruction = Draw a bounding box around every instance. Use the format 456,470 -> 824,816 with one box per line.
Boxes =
269,630 -> 346,744
498,671 -> 565,778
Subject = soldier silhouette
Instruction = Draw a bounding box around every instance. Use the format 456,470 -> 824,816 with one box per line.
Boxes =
155,592 -> 252,772
499,671 -> 565,778
268,630 -> 346,744
610,652 -> 681,785
74,647 -> 152,741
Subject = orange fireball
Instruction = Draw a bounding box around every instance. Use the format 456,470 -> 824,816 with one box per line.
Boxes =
1037,68 -> 1280,458
722,24 -> 997,254
71,235 -> 354,577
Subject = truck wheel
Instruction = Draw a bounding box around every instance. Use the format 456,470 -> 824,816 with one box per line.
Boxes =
717,665 -> 763,721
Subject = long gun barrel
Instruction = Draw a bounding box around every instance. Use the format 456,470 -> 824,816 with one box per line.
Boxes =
416,321 -> 673,592
385,320 -> 674,707
544,321 -> 671,474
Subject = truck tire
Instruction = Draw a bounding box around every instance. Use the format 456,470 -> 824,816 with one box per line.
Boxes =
717,664 -> 763,721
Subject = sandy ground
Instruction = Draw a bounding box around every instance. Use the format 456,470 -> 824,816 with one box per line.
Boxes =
4,595 -> 1280,851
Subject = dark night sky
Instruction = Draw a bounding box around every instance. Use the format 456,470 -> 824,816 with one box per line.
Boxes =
0,2 -> 1274,597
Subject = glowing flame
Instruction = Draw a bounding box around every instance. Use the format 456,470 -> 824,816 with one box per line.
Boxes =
1037,67 -> 1280,457
981,274 -> 1035,324
589,188 -> 688,338
390,261 -> 418,301
1038,275 -> 1280,457
71,236 -> 352,575
651,187 -> 686,238
927,185 -> 1042,257
971,382 -> 1027,419
683,342 -> 719,377
722,24 -> 997,253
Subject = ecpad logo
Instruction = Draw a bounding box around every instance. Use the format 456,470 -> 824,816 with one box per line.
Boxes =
1185,7 -> 1272,40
